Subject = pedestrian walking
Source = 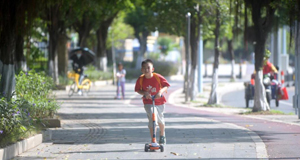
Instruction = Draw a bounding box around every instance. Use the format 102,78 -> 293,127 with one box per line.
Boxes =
134,59 -> 170,145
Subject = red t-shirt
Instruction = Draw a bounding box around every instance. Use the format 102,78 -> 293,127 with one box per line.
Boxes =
263,61 -> 273,75
134,73 -> 170,105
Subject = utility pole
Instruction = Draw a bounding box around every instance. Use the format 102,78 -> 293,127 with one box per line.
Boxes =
185,12 -> 191,102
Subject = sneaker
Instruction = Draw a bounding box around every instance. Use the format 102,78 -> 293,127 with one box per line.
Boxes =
78,90 -> 82,96
159,136 -> 166,145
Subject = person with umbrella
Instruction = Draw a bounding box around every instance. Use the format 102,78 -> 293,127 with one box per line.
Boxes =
69,48 -> 95,95
72,50 -> 85,95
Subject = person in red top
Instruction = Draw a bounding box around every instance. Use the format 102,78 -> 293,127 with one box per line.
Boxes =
263,49 -> 278,75
251,49 -> 278,84
134,59 -> 170,145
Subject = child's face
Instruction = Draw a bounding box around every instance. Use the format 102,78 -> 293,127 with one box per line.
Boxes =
118,65 -> 123,70
141,62 -> 154,76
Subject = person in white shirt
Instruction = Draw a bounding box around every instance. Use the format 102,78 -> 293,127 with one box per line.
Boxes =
115,62 -> 126,99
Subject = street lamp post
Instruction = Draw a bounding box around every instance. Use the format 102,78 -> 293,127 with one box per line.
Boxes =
185,12 -> 191,102
198,25 -> 203,93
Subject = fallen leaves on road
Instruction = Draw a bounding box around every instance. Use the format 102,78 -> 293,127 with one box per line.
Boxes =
171,152 -> 180,156
245,124 -> 253,128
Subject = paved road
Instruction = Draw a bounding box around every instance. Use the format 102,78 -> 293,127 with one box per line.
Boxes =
14,77 -> 300,160
15,82 -> 266,160
221,84 -> 296,114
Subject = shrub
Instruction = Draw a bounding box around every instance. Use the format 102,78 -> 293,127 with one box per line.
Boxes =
15,70 -> 60,119
85,65 -> 113,81
125,68 -> 143,80
0,70 -> 60,147
148,52 -> 160,61
59,74 -> 73,86
152,61 -> 178,76
125,60 -> 179,80
0,96 -> 32,145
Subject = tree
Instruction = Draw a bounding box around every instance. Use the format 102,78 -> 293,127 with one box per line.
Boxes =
150,0 -> 207,101
72,0 -> 98,48
227,0 -> 241,81
124,3 -> 155,69
0,0 -> 41,100
106,11 -> 134,61
157,37 -> 173,55
245,0 -> 276,111
207,0 -> 222,104
44,0 -> 75,83
94,0 -> 133,71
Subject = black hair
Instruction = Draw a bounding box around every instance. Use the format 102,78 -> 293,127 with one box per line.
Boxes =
141,59 -> 153,66
118,62 -> 123,66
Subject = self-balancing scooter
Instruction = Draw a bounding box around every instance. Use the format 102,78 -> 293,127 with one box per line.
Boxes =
144,95 -> 164,152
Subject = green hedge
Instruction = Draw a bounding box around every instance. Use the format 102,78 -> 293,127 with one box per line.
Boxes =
0,70 -> 60,147
85,65 -> 113,81
15,70 -> 59,119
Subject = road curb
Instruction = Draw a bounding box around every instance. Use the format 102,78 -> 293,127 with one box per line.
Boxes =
0,134 -> 42,160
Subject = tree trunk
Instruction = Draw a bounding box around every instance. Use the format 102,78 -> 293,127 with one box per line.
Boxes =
96,26 -> 108,71
0,31 -> 16,101
76,13 -> 93,48
244,2 -> 248,53
57,33 -> 68,76
248,0 -> 275,111
253,70 -> 270,111
48,32 -> 59,84
79,31 -> 89,48
227,39 -> 236,81
0,1 -> 18,100
190,14 -> 200,101
208,68 -> 218,104
208,1 -> 220,104
95,14 -> 117,71
47,5 -> 60,84
15,34 -> 27,72
135,30 -> 149,69
252,37 -> 269,111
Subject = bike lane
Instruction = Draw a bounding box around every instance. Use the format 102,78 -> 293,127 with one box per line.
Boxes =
166,84 -> 300,159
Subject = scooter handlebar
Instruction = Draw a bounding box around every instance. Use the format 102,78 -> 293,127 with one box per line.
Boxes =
142,95 -> 163,101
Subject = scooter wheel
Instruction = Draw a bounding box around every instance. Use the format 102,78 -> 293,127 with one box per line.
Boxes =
144,144 -> 149,152
160,144 -> 164,152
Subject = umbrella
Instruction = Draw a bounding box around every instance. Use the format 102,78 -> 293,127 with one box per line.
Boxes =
69,47 -> 95,66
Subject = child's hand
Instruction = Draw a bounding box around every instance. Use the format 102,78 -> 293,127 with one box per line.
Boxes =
144,92 -> 151,99
155,92 -> 162,99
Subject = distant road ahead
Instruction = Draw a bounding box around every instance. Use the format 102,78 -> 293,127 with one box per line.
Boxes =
221,86 -> 296,114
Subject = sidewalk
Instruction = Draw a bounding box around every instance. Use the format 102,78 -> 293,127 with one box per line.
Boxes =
13,80 -> 272,160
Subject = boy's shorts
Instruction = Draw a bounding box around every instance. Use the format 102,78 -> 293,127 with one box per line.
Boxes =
144,104 -> 165,128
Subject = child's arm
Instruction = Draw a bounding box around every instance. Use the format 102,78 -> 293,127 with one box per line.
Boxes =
155,86 -> 169,98
136,90 -> 151,99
